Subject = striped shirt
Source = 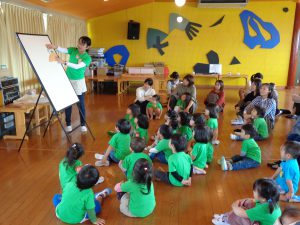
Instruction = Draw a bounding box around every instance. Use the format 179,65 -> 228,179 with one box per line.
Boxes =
245,96 -> 276,122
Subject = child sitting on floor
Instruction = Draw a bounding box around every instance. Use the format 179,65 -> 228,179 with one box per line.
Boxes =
154,134 -> 193,187
149,124 -> 173,164
119,137 -> 151,181
178,112 -> 193,143
191,126 -> 210,175
220,124 -> 261,171
135,114 -> 149,144
115,159 -> 156,218
146,94 -> 163,120
53,165 -> 112,225
125,103 -> 141,131
212,178 -> 281,225
174,92 -> 192,113
271,141 -> 300,203
205,103 -> 220,145
95,119 -> 131,167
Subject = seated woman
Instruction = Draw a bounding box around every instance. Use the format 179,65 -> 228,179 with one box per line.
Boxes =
238,72 -> 263,101
167,71 -> 181,95
167,74 -> 197,113
135,78 -> 156,115
204,80 -> 225,112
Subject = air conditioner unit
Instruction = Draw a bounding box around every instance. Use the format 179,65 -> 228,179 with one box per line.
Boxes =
198,0 -> 248,8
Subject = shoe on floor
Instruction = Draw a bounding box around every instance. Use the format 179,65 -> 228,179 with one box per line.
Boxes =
66,126 -> 72,132
290,195 -> 300,203
286,114 -> 298,119
95,188 -> 112,199
96,176 -> 105,185
95,153 -> 104,160
95,160 -> 110,167
221,156 -> 228,171
230,134 -> 238,140
213,214 -> 224,219
212,140 -> 220,145
81,126 -> 87,132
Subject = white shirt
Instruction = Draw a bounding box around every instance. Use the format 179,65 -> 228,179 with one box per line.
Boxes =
135,86 -> 156,102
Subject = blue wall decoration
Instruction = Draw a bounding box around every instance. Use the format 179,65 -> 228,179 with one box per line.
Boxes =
147,28 -> 169,55
240,10 -> 280,49
104,45 -> 130,66
169,13 -> 202,40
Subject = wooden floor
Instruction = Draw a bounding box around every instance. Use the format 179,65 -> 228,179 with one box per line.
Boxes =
0,88 -> 299,225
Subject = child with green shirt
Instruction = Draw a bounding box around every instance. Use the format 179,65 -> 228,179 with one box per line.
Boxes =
174,92 -> 192,113
205,103 -> 220,145
212,178 -> 281,225
115,159 -> 156,218
53,165 -> 112,225
191,126 -> 210,175
231,105 -> 269,141
220,124 -> 261,171
95,119 -> 131,167
46,36 -> 92,133
149,124 -> 173,164
119,137 -> 152,180
134,114 -> 149,144
146,95 -> 163,120
154,134 -> 193,187
178,112 -> 193,142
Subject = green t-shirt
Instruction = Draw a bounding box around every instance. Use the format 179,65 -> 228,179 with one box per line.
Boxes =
253,118 -> 269,139
206,142 -> 214,163
56,181 -> 95,224
109,132 -> 131,160
59,159 -> 82,190
176,99 -> 186,110
125,114 -> 136,130
66,47 -> 92,80
146,102 -> 163,110
241,138 -> 261,163
179,125 -> 193,141
192,143 -> 207,169
121,180 -> 156,217
136,127 -> 149,144
206,118 -> 218,130
156,139 -> 173,160
122,152 -> 152,180
168,152 -> 193,187
246,201 -> 281,225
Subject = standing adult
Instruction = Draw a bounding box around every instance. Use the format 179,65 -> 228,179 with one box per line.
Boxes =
135,78 -> 156,115
168,74 -> 197,113
46,36 -> 92,133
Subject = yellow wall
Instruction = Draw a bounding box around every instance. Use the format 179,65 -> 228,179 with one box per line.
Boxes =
88,1 -> 296,87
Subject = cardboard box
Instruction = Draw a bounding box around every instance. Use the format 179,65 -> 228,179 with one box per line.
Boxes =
128,67 -> 141,74
140,67 -> 154,75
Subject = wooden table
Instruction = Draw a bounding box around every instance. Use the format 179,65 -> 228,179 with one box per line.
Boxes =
117,74 -> 167,95
86,75 -> 119,93
194,74 -> 248,86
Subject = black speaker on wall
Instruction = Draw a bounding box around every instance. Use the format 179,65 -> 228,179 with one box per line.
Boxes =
127,20 -> 140,40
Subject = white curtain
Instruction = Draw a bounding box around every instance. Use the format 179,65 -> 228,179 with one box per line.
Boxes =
0,3 -> 9,69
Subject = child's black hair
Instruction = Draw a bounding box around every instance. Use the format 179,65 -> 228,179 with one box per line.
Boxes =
116,119 -> 131,134
144,78 -> 153,86
128,104 -> 141,118
194,126 -> 209,143
169,117 -> 179,132
64,143 -> 84,168
179,112 -> 192,126
193,113 -> 206,127
170,71 -> 179,80
137,114 -> 149,129
182,92 -> 192,108
132,158 -> 152,195
152,94 -> 160,102
241,124 -> 257,138
215,80 -> 224,92
77,165 -> 99,190
79,36 -> 92,47
130,137 -> 146,153
171,134 -> 187,152
252,78 -> 262,96
250,72 -> 263,82
279,206 -> 300,225
282,141 -> 300,159
252,105 -> 265,118
166,110 -> 178,120
253,178 -> 279,214
205,103 -> 218,119
159,124 -> 173,139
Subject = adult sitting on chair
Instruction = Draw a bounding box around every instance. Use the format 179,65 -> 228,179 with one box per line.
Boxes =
135,78 -> 156,115
167,74 -> 197,113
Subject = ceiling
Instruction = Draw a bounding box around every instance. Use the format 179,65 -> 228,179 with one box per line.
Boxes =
18,0 -> 297,20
